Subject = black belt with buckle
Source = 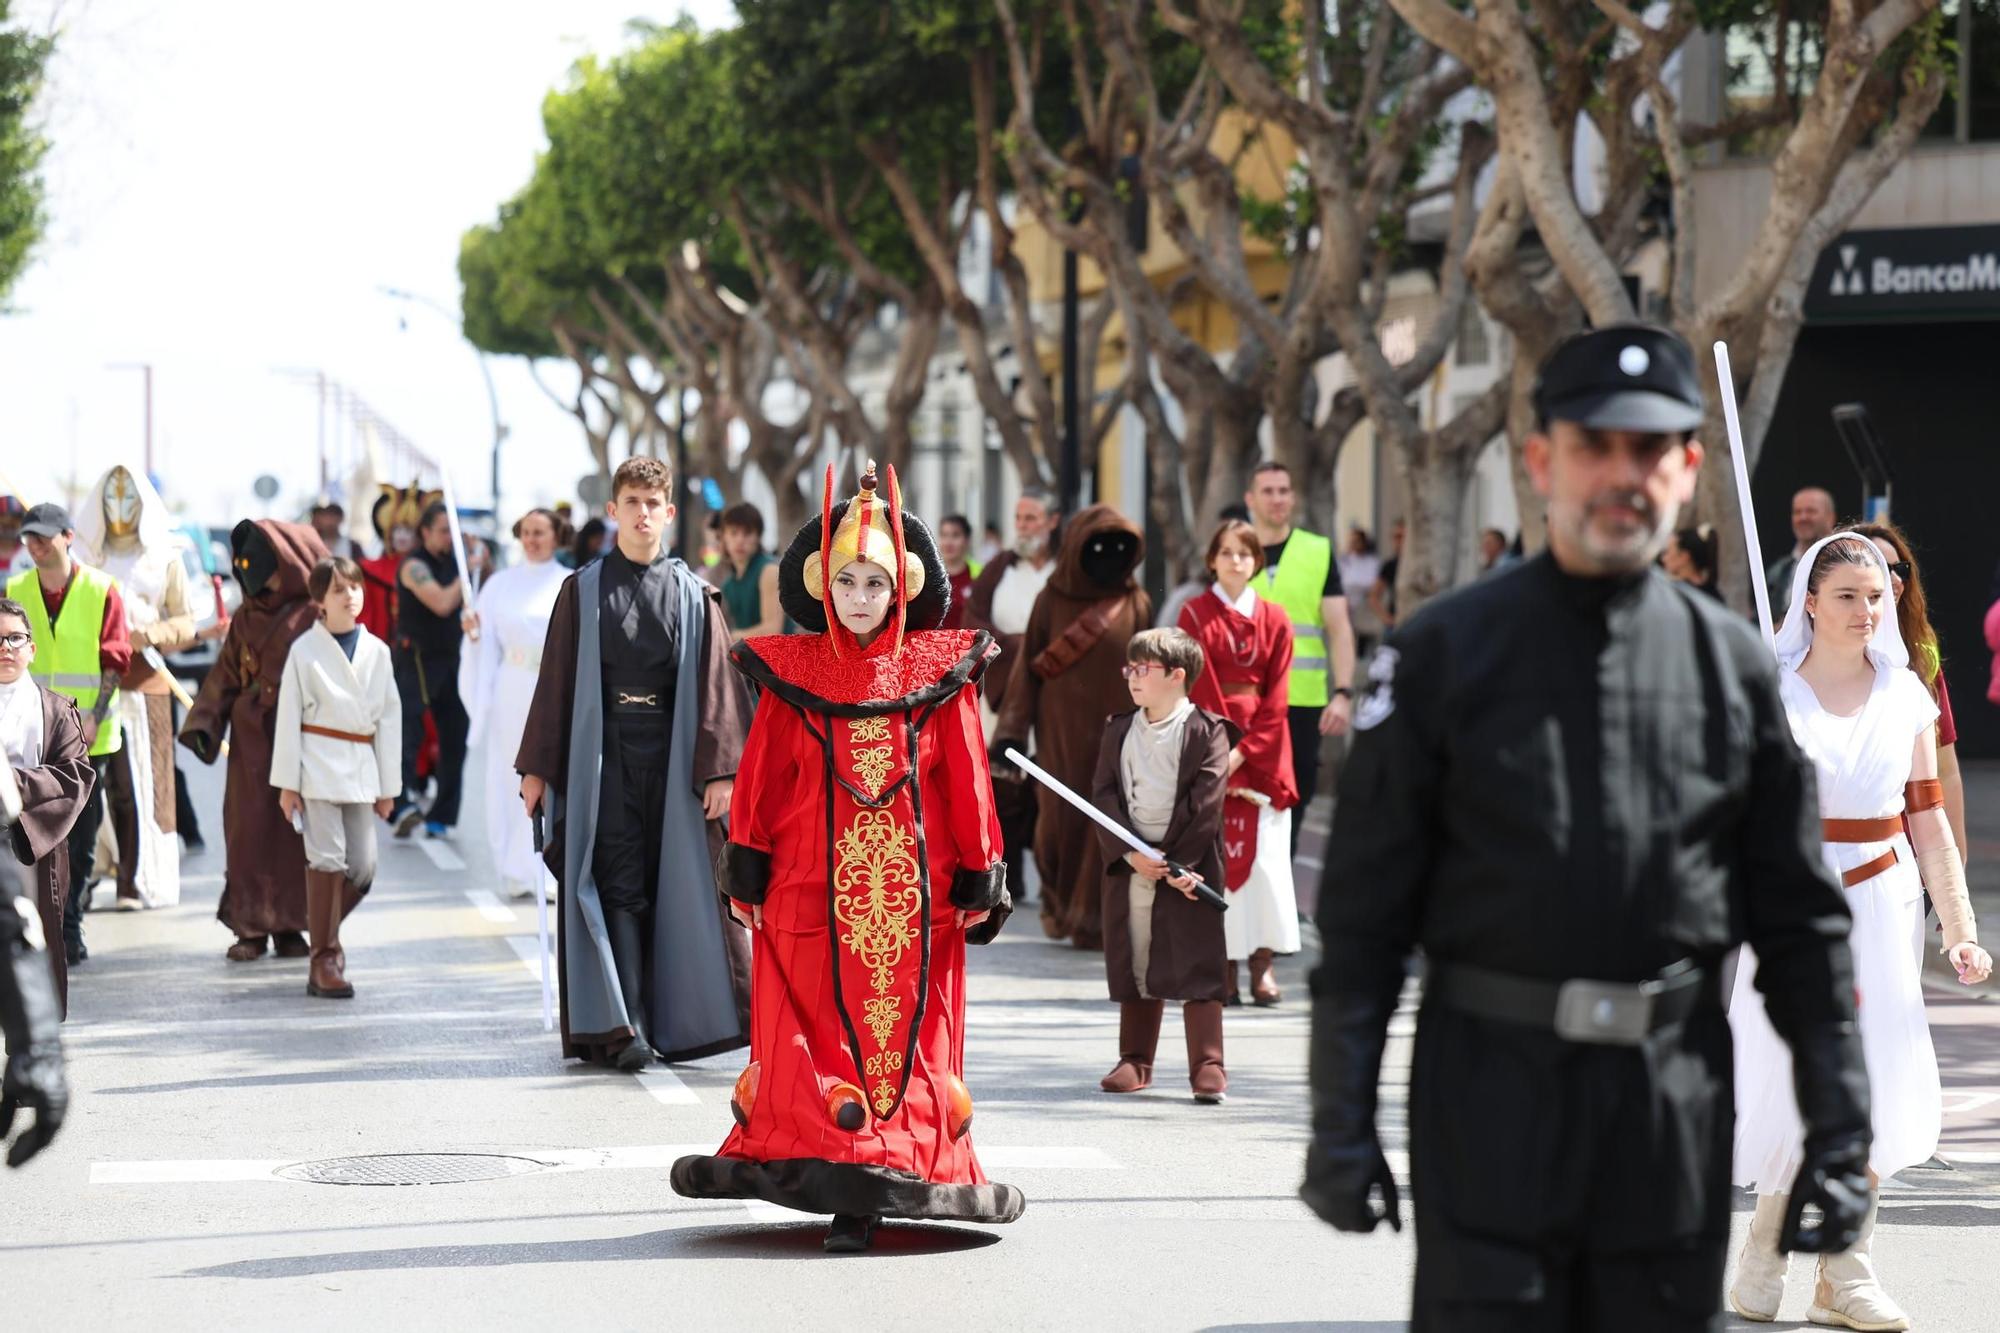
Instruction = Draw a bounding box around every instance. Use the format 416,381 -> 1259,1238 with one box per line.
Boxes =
1425,959 -> 1708,1046
606,683 -> 667,715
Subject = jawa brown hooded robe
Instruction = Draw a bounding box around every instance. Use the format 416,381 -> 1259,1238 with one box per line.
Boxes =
994,504 -> 1149,948
8,686 -> 94,1017
182,520 -> 329,951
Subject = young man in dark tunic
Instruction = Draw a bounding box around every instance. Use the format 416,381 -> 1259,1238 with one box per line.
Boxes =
516,458 -> 753,1071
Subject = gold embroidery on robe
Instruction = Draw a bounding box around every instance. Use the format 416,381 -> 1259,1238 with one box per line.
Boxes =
832,808 -> 922,1116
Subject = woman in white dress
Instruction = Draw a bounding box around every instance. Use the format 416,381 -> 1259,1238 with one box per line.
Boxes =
460,509 -> 569,900
1728,532 -> 1991,1328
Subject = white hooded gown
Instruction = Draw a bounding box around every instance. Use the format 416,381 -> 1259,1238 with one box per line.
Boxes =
1729,533 -> 1943,1191
460,559 -> 567,895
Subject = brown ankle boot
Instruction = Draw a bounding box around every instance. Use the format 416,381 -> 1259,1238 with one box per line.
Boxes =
1184,1000 -> 1227,1103
1249,949 -> 1282,1006
305,869 -> 354,999
1100,1000 -> 1164,1092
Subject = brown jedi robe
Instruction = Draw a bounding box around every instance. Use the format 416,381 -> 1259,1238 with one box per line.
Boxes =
180,521 -> 329,941
995,505 -> 1150,949
8,687 -> 96,1017
1090,706 -> 1233,1003
514,563 -> 753,1063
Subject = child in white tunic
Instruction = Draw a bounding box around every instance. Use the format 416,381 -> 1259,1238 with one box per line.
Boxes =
272,558 -> 402,1000
1727,533 -> 1990,1329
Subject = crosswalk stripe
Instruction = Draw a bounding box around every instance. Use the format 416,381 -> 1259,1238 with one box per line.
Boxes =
633,1068 -> 700,1106
464,889 -> 516,923
417,839 -> 467,872
504,933 -> 551,982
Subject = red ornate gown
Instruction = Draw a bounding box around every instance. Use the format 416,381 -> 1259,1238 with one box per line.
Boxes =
1177,585 -> 1301,957
671,623 -> 1025,1223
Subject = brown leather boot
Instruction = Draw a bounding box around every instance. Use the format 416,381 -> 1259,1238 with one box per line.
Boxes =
1184,1000 -> 1227,1103
338,876 -> 369,921
305,869 -> 354,999
1100,999 -> 1164,1093
1249,949 -> 1282,1006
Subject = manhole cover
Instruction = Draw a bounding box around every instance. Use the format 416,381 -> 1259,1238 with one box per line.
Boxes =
276,1153 -> 551,1186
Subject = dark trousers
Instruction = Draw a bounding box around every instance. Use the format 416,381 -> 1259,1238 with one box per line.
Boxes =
105,736 -> 142,899
1411,1219 -> 1724,1331
395,650 -> 469,827
993,769 -> 1039,908
593,726 -> 666,1047
64,754 -> 114,948
1288,705 -> 1323,854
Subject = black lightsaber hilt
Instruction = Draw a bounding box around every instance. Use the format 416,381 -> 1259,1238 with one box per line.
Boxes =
1167,862 -> 1229,913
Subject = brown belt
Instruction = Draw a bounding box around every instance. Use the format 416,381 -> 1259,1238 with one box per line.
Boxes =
303,723 -> 375,745
1221,682 -> 1259,697
1821,816 -> 1902,843
1822,816 -> 1902,888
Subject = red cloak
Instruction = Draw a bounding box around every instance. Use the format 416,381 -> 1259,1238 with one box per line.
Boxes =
1178,588 -> 1296,888
671,623 -> 1024,1223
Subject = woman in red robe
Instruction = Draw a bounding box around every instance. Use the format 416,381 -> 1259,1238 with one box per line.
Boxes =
672,463 -> 1023,1253
1176,519 -> 1300,1005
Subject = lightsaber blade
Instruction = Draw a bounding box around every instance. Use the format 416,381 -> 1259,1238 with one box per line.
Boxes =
1004,747 -> 1227,913
437,465 -> 479,640
1714,341 -> 1775,651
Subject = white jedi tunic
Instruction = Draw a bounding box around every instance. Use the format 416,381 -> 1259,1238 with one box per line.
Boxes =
460,559 -> 567,895
270,623 -> 401,805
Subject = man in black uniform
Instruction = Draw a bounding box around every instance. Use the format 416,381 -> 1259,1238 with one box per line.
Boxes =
3,751 -> 68,1167
1302,326 -> 1872,1329
390,502 -> 469,839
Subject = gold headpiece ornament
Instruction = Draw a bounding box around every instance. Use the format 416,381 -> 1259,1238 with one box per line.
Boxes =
372,481 -> 441,540
802,459 -> 924,653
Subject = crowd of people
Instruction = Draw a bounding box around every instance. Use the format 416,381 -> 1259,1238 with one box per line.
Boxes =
2,321 -> 1997,1321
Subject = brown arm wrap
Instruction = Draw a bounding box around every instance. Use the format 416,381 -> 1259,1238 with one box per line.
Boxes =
1905,778 -> 1944,813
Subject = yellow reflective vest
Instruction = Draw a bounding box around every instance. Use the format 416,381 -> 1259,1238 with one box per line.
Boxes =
8,563 -> 122,756
1260,528 -> 1333,708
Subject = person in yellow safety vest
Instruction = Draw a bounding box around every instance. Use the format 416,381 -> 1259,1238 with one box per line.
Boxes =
1243,463 -> 1357,853
8,503 -> 135,968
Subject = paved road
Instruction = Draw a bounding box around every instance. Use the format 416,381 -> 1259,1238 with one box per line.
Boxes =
4,742 -> 1996,1330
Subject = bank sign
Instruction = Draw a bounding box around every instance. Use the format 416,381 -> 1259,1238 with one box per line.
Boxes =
1805,224 -> 2000,323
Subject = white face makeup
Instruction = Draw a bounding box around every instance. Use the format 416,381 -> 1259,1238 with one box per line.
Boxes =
832,560 -> 895,641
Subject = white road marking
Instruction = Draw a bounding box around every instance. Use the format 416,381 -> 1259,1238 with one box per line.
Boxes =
1948,1150 -> 2000,1164
979,1146 -> 1119,1169
91,1144 -> 1125,1186
418,839 -> 467,872
634,1068 -> 700,1106
464,889 -> 516,924
505,933 -> 551,982
92,1159 -> 290,1184
1941,1091 -> 2000,1115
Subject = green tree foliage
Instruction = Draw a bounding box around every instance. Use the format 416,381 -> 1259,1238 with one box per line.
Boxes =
0,3 -> 53,306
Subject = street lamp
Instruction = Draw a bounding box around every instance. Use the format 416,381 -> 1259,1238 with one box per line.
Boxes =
379,286 -> 509,518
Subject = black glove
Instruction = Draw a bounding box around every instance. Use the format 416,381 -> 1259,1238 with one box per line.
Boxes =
1781,1131 -> 1870,1253
1300,987 -> 1401,1233
987,739 -> 1023,781
181,728 -> 217,765
0,910 -> 68,1168
1779,1019 -> 1872,1252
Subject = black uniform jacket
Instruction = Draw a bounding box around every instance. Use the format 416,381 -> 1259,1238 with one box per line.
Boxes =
1317,553 -> 1857,1251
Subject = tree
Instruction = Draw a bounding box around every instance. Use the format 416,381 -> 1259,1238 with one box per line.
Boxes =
0,3 -> 53,305
1392,0 -> 1951,609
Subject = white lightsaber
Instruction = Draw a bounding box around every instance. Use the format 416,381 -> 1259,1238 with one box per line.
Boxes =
437,465 -> 480,640
1003,747 -> 1227,912
1714,342 -> 1775,651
